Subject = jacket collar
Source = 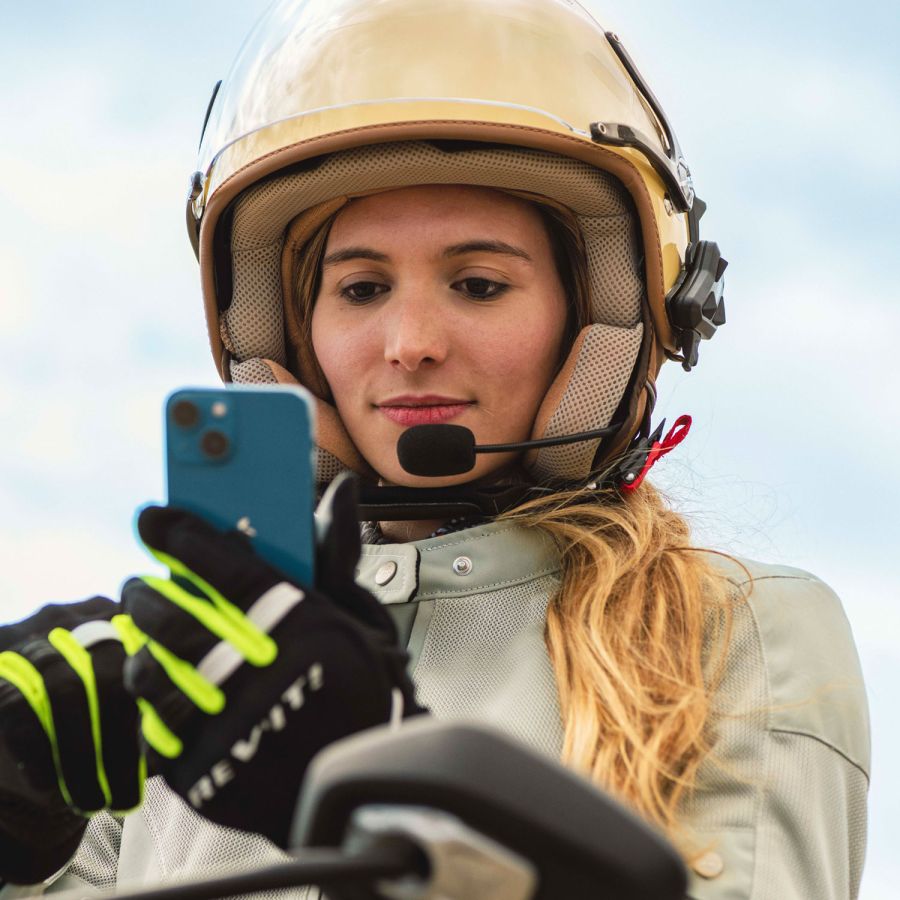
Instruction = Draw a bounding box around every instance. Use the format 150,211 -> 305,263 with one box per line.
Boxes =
357,520 -> 560,604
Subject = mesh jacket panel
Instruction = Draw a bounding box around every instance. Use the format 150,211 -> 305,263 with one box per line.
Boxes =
411,573 -> 565,760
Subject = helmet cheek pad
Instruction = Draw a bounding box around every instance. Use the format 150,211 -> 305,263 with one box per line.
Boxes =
526,322 -> 644,481
221,141 -> 647,486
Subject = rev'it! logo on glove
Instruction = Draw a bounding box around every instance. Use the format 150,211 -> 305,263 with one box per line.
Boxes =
187,662 -> 324,809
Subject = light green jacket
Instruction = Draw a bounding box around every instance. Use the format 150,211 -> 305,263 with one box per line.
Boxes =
7,521 -> 869,899
357,521 -> 871,898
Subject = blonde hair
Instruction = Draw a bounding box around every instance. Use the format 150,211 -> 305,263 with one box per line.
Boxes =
287,187 -> 736,850
501,482 -> 735,849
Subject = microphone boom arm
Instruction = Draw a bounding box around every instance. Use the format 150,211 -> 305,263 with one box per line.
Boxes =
474,424 -> 619,454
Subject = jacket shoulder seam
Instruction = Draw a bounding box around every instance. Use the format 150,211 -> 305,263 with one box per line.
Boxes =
769,727 -> 870,781
732,573 -> 820,589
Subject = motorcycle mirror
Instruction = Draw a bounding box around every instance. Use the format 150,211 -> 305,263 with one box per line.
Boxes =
294,718 -> 688,900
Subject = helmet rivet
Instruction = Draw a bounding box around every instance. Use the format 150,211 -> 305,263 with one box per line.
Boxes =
664,196 -> 675,215
624,473 -> 637,484
452,556 -> 473,576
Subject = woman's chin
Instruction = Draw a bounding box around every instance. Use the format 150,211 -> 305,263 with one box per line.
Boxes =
383,472 -> 478,489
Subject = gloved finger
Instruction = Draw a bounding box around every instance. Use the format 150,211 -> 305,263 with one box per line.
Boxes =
88,631 -> 143,812
41,623 -> 143,814
15,636 -> 106,813
115,608 -> 225,724
121,581 -> 306,729
122,645 -> 210,740
122,573 -> 283,670
0,597 -> 118,652
137,506 -> 283,610
122,577 -> 221,666
0,654 -> 59,799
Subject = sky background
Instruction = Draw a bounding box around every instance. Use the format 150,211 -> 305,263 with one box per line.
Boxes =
1,0 -> 897,895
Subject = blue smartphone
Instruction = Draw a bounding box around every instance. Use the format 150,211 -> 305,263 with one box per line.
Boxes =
165,385 -> 316,586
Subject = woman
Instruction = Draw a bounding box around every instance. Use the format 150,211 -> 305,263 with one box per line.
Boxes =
0,0 -> 868,897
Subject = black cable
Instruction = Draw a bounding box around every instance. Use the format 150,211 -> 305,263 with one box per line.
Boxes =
109,844 -> 421,900
474,423 -> 620,453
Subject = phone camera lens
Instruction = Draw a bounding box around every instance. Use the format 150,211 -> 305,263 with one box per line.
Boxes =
172,400 -> 200,429
201,430 -> 230,459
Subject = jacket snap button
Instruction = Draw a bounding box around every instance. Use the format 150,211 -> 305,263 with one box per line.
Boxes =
692,850 -> 724,879
452,556 -> 473,576
374,561 -> 398,586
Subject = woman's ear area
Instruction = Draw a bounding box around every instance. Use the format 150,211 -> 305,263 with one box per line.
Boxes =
282,198 -> 349,399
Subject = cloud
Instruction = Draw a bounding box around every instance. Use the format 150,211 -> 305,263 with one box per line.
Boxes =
0,518 -> 164,621
0,250 -> 35,338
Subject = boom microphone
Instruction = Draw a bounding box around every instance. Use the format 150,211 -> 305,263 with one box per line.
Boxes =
396,423 -> 620,478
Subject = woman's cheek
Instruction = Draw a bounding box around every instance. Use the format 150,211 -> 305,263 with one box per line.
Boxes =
313,312 -> 367,399
482,315 -> 559,384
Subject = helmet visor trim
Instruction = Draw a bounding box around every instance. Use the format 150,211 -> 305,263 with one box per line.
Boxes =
201,97 -> 587,183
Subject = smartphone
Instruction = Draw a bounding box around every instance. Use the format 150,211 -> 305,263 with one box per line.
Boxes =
165,385 -> 316,586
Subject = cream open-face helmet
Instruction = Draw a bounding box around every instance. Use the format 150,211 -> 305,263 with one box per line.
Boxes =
186,0 -> 726,494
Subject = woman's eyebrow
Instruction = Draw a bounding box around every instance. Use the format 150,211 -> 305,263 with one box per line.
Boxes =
443,240 -> 532,262
323,247 -> 390,267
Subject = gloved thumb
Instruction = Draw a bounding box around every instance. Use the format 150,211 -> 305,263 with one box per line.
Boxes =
315,472 -> 362,585
314,473 -> 398,641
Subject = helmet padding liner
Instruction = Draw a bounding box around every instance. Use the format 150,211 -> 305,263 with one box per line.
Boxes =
224,141 -> 646,483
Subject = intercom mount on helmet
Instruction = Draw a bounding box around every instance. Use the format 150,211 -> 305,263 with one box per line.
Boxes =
666,241 -> 727,371
185,0 -> 728,490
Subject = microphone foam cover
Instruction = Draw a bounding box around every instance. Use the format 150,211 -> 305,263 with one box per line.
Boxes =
396,425 -> 477,477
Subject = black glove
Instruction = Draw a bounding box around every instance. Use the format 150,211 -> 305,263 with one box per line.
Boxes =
120,474 -> 425,848
0,598 -> 144,885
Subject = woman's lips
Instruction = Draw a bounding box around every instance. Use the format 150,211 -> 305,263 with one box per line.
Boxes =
377,396 -> 474,426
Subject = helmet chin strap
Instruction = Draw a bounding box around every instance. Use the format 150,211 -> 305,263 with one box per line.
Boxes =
357,482 -> 536,522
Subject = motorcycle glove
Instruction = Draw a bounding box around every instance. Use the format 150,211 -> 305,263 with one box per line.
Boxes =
120,474 -> 425,849
0,597 -> 144,885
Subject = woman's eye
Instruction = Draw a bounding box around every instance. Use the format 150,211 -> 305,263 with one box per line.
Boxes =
454,277 -> 507,300
341,281 -> 387,303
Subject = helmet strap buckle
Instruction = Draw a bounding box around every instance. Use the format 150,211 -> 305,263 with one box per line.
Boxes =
615,415 -> 692,492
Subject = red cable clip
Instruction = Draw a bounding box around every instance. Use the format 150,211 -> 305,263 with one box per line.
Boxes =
620,414 -> 692,493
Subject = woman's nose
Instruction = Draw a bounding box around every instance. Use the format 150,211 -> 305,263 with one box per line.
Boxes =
383,292 -> 448,371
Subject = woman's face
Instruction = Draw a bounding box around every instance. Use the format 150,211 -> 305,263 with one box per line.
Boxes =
311,184 -> 568,487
